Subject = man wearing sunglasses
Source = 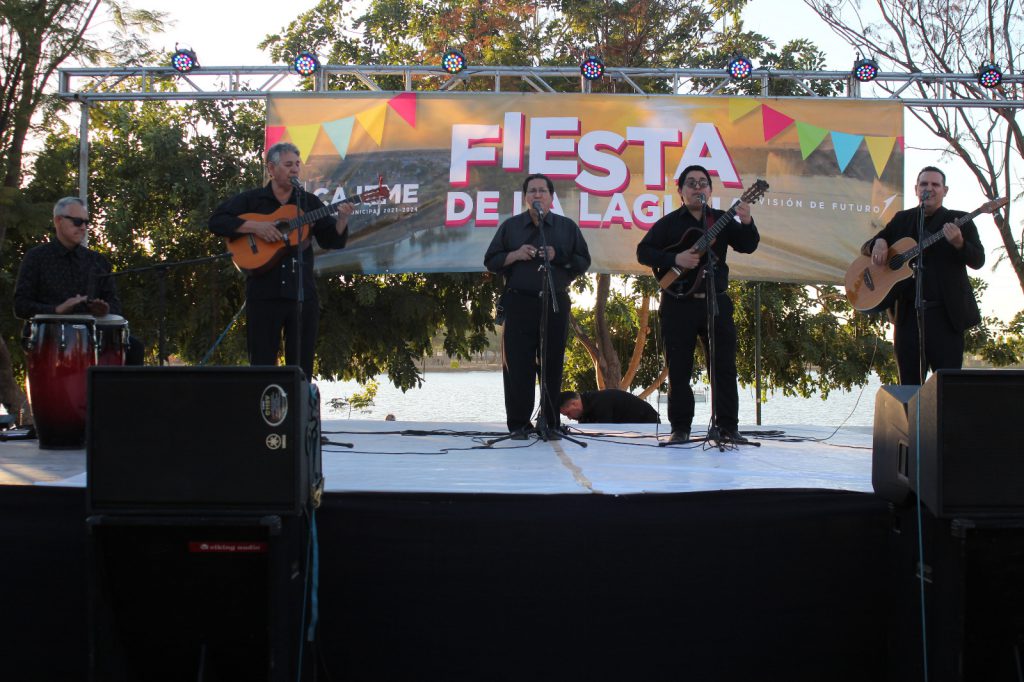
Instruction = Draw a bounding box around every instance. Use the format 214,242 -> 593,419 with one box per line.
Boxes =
15,197 -> 122,321
637,165 -> 759,445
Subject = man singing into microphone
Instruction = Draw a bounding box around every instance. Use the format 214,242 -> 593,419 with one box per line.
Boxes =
209,142 -> 353,378
636,165 -> 758,444
860,166 -> 985,384
484,174 -> 591,439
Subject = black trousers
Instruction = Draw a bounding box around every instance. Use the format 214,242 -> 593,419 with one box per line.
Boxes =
893,301 -> 964,385
501,289 -> 570,432
659,292 -> 739,433
246,298 -> 318,379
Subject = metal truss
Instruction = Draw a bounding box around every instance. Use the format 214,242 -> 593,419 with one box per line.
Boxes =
58,64 -> 1023,109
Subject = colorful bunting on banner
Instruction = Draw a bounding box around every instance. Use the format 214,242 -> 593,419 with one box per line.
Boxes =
387,92 -> 417,128
286,123 -> 322,162
726,97 -> 900,177
761,106 -> 795,142
264,126 -> 286,151
728,98 -> 761,122
323,117 -> 356,159
865,136 -> 897,177
356,103 -> 388,146
830,131 -> 864,173
795,121 -> 830,160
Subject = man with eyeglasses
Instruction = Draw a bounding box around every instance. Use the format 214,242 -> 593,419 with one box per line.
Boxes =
637,165 -> 759,444
15,197 -> 123,320
484,173 -> 591,439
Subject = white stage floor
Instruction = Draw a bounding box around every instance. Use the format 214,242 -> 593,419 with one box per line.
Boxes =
3,420 -> 875,495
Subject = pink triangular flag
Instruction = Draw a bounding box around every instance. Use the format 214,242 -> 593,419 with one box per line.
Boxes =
264,126 -> 286,151
388,92 -> 417,128
896,136 -> 905,151
761,106 -> 795,142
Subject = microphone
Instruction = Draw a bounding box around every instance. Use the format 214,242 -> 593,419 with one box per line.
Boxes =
290,176 -> 303,190
697,193 -> 706,206
920,189 -> 931,201
532,200 -> 545,217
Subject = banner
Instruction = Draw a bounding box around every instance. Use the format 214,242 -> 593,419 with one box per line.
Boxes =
266,93 -> 904,284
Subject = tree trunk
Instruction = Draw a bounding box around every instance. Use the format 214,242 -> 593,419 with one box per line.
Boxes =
620,293 -> 651,389
592,273 -> 623,388
0,337 -> 31,426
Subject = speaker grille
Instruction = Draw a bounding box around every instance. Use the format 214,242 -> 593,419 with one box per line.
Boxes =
87,366 -> 320,515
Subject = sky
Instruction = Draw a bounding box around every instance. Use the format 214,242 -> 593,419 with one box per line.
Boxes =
125,0 -> 1022,321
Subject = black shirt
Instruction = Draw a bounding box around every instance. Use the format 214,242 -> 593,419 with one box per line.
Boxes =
636,205 -> 759,295
14,239 -> 121,319
577,390 -> 660,424
209,182 -> 348,301
483,211 -> 591,292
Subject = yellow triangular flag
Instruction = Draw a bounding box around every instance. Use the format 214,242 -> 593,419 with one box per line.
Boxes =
286,123 -> 321,162
728,98 -> 762,122
865,136 -> 897,177
356,103 -> 388,146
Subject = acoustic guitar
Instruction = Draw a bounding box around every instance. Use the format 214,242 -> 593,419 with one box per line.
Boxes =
654,179 -> 770,296
844,197 -> 1006,313
226,183 -> 390,273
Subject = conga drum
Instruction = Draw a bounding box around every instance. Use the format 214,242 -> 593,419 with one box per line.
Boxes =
95,314 -> 129,366
24,314 -> 96,449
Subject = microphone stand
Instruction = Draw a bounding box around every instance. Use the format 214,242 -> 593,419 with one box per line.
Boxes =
696,196 -> 726,451
913,193 -> 929,386
291,177 -> 307,380
96,253 -> 233,365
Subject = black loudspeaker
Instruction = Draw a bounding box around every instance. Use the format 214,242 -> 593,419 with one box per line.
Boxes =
88,514 -> 311,682
87,367 -> 322,515
887,509 -> 1024,681
909,369 -> 1024,518
872,384 -> 920,505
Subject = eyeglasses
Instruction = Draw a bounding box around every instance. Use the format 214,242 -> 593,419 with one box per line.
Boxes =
59,215 -> 90,227
683,179 -> 711,189
526,187 -> 550,195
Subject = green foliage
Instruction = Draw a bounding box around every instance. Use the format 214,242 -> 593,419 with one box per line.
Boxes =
328,378 -> 379,416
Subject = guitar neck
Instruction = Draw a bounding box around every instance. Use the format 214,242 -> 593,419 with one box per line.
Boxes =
907,206 -> 985,258
286,194 -> 365,231
693,205 -> 739,253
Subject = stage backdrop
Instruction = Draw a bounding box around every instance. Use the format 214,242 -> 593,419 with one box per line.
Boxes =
265,93 -> 904,284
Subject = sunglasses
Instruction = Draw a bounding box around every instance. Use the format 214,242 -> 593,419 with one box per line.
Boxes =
59,215 -> 90,227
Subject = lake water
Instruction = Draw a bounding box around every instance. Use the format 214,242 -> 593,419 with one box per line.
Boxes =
317,370 -> 883,428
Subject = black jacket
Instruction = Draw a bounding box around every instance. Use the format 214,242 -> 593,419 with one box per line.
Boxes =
863,206 -> 984,332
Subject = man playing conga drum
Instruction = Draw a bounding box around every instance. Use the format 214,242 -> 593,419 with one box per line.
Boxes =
14,196 -> 142,364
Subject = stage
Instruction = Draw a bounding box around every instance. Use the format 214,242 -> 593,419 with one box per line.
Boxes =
1,420 -> 902,681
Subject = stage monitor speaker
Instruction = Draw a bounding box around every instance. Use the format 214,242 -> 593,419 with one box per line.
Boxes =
88,514 -> 310,682
871,384 -> 920,505
909,369 -> 1024,518
87,366 -> 322,516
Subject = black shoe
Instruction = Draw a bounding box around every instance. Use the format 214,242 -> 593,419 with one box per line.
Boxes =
720,428 -> 749,444
510,429 -> 530,441
667,430 -> 690,444
546,429 -> 562,441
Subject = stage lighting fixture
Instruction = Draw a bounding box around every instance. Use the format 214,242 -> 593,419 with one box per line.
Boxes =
727,54 -> 753,80
852,57 -> 879,83
441,48 -> 467,74
580,55 -> 605,81
292,51 -> 321,78
978,62 -> 1003,88
170,47 -> 198,74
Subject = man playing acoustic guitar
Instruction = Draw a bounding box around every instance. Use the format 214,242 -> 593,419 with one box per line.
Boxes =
861,166 -> 985,385
637,165 -> 759,444
209,142 -> 353,378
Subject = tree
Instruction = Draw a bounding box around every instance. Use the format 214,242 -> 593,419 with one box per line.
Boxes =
802,0 -> 1024,299
0,0 -> 161,421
